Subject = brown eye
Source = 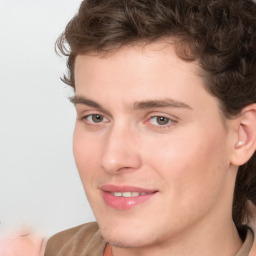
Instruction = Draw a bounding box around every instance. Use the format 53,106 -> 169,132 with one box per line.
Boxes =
155,116 -> 170,125
91,114 -> 104,123
82,113 -> 109,126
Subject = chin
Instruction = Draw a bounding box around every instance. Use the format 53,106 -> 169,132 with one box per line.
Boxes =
98,221 -> 159,248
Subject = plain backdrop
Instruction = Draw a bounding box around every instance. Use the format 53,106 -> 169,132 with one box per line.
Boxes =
0,0 -> 95,237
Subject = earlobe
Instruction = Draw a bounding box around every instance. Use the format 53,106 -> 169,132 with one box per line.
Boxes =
231,104 -> 256,167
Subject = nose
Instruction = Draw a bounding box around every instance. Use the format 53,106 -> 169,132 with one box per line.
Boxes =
101,125 -> 142,174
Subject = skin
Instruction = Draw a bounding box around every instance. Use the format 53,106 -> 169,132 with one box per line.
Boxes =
0,233 -> 45,256
73,42 -> 243,256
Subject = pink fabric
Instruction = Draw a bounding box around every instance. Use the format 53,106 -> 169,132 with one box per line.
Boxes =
0,233 -> 45,256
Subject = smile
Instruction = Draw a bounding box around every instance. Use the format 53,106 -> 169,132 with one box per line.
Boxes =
111,192 -> 149,197
100,185 -> 157,210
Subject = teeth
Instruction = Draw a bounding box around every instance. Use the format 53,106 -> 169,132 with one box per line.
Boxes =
123,192 -> 132,197
112,192 -> 122,197
111,192 -> 147,197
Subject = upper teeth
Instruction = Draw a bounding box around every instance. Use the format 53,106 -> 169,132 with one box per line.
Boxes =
111,192 -> 148,197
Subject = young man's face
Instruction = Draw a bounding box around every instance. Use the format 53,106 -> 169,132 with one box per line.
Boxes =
73,42 -> 238,251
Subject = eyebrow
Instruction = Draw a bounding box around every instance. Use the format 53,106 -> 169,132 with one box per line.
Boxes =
70,96 -> 192,110
133,98 -> 192,110
70,96 -> 103,108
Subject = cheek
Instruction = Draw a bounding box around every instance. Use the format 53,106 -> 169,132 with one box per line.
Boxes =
73,125 -> 101,185
143,126 -> 229,207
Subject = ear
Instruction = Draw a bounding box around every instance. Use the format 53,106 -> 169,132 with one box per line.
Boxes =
230,104 -> 256,166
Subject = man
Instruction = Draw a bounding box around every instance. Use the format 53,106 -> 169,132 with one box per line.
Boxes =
45,0 -> 256,255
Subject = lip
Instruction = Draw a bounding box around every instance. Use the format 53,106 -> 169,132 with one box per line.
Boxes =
100,185 -> 158,210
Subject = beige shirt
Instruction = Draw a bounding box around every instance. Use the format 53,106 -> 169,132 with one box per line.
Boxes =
44,222 -> 254,256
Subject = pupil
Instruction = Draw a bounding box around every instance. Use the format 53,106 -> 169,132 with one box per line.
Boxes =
157,116 -> 169,125
92,114 -> 103,123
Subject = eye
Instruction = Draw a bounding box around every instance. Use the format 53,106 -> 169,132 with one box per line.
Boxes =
149,116 -> 172,126
84,114 -> 108,124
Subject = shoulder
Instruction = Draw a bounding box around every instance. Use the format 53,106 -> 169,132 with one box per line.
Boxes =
45,222 -> 106,256
236,225 -> 254,256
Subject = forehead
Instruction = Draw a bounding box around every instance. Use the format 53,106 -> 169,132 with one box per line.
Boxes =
74,41 -> 227,125
74,41 -> 201,88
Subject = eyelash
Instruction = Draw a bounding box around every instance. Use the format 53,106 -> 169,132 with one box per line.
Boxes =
82,114 -> 109,125
147,116 -> 175,128
80,113 -> 177,129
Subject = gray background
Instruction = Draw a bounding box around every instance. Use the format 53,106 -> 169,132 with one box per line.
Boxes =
0,0 -> 94,237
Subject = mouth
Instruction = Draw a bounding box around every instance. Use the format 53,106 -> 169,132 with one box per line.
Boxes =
100,185 -> 158,210
111,191 -> 150,197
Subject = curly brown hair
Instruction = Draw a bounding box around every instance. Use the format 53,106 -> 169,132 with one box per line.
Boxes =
56,0 -> 256,226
